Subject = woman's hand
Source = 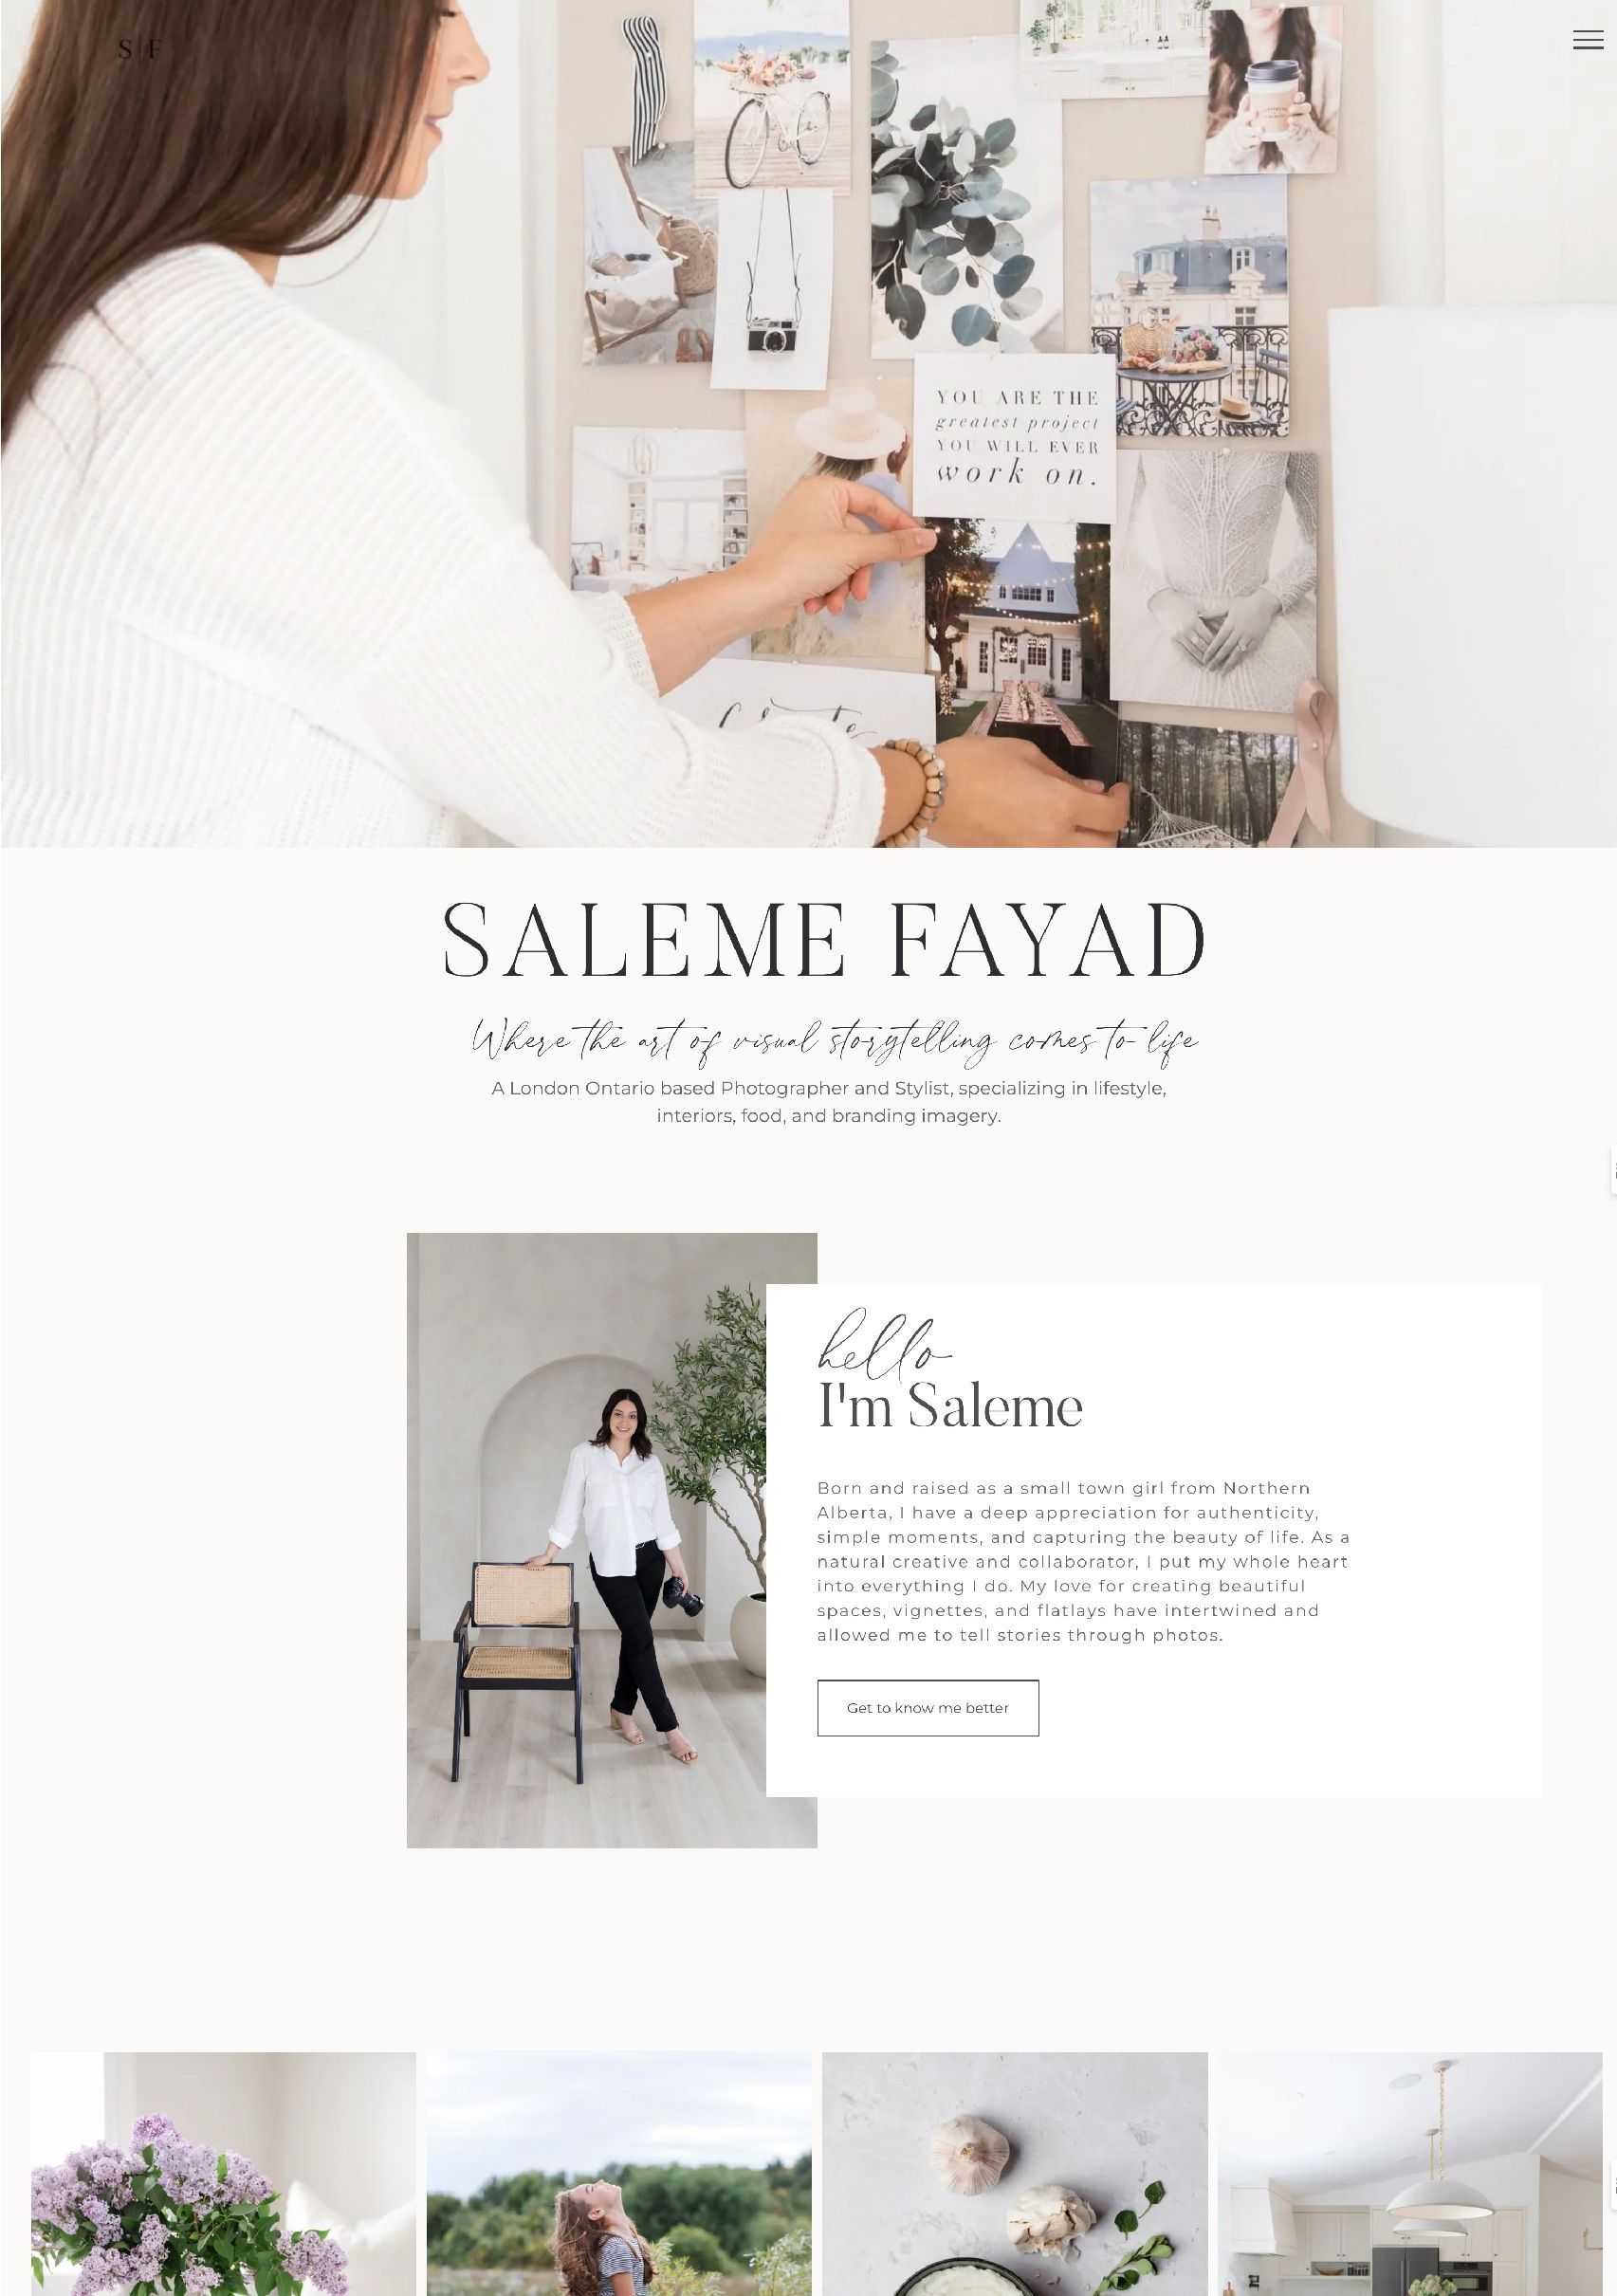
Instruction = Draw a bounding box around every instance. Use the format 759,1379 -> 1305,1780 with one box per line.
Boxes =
523,1546 -> 560,1570
1202,586 -> 1280,671
738,474 -> 936,628
1277,89 -> 1317,144
1149,588 -> 1216,666
887,432 -> 911,483
663,1548 -> 689,1589
926,736 -> 1130,849
1227,92 -> 1262,155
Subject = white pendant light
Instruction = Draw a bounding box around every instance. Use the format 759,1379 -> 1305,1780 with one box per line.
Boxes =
1393,2134 -> 1469,2239
1389,2066 -> 1494,2221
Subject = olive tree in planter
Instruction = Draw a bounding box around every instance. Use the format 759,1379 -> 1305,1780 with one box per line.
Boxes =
652,1284 -> 769,1678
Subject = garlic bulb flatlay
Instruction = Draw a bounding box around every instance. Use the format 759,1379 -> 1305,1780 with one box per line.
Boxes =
1005,2185 -> 1098,2257
928,2115 -> 1011,2196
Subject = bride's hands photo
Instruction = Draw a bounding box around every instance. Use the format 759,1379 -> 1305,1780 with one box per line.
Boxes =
1202,585 -> 1281,671
1148,587 -> 1216,667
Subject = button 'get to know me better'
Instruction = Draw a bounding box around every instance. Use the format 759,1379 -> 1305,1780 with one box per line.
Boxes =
816,1679 -> 1040,1737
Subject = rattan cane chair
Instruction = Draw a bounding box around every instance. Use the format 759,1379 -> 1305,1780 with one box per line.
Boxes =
451,1562 -> 582,1785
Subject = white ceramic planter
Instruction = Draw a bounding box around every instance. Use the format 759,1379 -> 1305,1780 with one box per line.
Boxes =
730,1591 -> 766,1678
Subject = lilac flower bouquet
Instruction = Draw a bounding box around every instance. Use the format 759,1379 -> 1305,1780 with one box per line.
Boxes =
30,2117 -> 348,2296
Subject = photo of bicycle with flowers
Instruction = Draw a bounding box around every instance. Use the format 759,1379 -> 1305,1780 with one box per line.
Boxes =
692,0 -> 853,194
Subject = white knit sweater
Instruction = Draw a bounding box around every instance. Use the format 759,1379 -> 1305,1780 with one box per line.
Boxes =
2,245 -> 884,847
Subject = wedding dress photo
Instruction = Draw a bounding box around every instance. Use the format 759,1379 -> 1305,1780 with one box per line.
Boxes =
1112,450 -> 1318,713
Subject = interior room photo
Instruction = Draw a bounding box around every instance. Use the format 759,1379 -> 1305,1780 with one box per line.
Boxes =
29,2051 -> 417,2296
1217,2052 -> 1605,2296
406,1230 -> 815,1852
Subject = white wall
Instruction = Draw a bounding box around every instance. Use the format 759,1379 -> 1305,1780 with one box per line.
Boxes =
410,1231 -> 816,1644
1538,2166 -> 1601,2296
122,2054 -> 414,2223
274,2053 -> 417,2225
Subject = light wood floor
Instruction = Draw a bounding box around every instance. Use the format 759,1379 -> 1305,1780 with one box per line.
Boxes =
406,1632 -> 816,1850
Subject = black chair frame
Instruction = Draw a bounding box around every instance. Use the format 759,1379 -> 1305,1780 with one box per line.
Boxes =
451,1561 -> 583,1785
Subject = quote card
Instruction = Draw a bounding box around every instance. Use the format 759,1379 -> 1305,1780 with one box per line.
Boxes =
911,353 -> 1116,523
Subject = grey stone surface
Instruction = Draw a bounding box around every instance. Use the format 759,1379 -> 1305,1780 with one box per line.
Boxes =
825,2052 -> 1208,2296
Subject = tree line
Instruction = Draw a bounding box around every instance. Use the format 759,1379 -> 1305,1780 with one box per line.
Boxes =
429,2158 -> 813,2277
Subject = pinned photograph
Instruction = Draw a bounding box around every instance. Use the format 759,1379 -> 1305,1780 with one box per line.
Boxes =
1121,721 -> 1297,844
1205,7 -> 1343,174
1112,448 -> 1317,712
571,427 -> 748,601
748,379 -> 925,664
1092,175 -> 1290,436
693,0 -> 852,194
710,188 -> 835,392
926,518 -> 1120,781
1019,0 -> 1216,101
581,143 -> 717,366
870,35 -> 1064,358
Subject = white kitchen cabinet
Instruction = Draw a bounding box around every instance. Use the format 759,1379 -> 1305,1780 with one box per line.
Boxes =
1491,2210 -> 1524,2264
1457,2214 -> 1494,2261
1492,2265 -> 1522,2296
1295,2212 -> 1371,2264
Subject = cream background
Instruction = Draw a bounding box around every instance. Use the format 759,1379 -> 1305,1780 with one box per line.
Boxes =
551,0 -> 1379,842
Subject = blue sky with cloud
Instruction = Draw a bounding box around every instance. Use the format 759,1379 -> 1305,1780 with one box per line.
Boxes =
426,2053 -> 813,2194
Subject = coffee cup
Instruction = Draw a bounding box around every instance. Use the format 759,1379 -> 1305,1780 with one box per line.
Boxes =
1246,56 -> 1302,138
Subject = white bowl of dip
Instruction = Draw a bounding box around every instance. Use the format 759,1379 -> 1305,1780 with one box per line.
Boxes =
896,2263 -> 1038,2296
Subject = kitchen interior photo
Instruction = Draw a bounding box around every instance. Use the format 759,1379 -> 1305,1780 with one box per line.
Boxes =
1218,2053 -> 1604,2296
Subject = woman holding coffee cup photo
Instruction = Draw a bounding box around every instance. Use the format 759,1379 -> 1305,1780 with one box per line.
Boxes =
1205,7 -> 1342,175
1,0 -> 1129,850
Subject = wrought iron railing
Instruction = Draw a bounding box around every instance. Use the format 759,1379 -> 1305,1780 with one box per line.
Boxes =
1092,324 -> 1291,437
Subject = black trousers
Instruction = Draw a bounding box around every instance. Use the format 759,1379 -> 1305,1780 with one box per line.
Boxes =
591,1541 -> 679,1734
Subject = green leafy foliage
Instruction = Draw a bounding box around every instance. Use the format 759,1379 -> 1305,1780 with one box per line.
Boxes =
750,2229 -> 812,2296
650,1286 -> 769,1589
869,60 -> 1041,348
426,2158 -> 811,2277
664,2225 -> 734,2275
1092,2182 -> 1172,2296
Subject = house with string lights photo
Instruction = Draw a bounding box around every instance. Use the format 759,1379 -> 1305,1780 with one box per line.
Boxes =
926,517 -> 1119,775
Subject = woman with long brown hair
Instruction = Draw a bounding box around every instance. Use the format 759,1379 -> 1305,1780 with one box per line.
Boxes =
1205,7 -> 1341,174
0,2 -> 1130,849
554,2181 -> 656,2296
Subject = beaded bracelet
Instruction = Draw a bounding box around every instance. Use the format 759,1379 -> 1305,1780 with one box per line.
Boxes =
878,737 -> 948,848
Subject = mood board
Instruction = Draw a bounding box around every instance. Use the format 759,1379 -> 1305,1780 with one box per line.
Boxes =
552,0 -> 1377,846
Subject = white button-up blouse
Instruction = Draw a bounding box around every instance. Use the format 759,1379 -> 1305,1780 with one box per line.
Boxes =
547,1442 -> 681,1578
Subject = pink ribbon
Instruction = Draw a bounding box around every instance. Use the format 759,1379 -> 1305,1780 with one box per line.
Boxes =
1266,677 -> 1336,848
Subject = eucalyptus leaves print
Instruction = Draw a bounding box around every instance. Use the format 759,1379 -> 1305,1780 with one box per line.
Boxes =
869,35 -> 1064,358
